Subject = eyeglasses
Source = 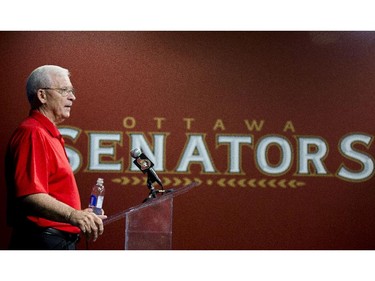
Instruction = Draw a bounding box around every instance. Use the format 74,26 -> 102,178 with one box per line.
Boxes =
41,87 -> 76,97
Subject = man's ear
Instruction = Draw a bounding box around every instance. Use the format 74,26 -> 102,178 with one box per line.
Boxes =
36,89 -> 48,104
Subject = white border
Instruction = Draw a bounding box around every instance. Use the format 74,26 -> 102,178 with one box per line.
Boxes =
1,0 -> 374,30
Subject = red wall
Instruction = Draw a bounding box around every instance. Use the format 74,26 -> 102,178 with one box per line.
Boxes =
1,31 -> 375,249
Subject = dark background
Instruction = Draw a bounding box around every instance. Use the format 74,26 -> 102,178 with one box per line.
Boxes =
1,31 -> 375,250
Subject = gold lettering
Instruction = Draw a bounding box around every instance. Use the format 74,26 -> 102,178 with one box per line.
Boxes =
154,117 -> 166,130
283,121 -> 295,133
244,120 -> 264,131
123,117 -> 136,129
213,119 -> 226,131
183,118 -> 195,130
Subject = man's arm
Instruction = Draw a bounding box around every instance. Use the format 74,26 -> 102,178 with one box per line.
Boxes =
21,193 -> 107,241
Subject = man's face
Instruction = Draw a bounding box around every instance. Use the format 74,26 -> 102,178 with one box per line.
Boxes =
41,74 -> 76,124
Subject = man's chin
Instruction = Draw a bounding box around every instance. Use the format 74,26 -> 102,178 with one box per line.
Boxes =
55,114 -> 69,125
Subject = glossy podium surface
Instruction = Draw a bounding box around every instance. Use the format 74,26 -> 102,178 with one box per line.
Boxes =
103,182 -> 197,250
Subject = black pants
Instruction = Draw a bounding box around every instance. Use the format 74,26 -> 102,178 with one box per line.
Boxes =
9,227 -> 79,250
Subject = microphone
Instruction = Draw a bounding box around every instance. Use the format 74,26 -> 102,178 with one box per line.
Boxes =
130,148 -> 163,188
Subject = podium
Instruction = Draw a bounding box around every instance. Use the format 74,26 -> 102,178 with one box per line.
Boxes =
103,182 -> 197,250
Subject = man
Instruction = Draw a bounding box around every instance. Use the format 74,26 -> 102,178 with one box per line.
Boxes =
5,65 -> 106,250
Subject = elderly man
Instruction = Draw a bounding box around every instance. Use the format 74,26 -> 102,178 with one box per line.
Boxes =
5,65 -> 106,250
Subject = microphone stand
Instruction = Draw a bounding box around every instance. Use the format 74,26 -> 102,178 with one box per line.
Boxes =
143,174 -> 172,203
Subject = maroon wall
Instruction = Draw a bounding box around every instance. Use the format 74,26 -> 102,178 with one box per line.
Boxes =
1,31 -> 375,249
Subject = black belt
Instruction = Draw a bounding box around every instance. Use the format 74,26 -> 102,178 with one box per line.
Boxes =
43,227 -> 80,242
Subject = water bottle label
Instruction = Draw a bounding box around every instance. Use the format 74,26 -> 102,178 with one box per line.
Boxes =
96,196 -> 104,208
90,195 -> 97,207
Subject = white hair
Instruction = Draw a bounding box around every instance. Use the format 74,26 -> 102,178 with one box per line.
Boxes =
26,65 -> 70,105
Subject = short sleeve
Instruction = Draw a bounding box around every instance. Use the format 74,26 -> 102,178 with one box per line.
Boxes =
10,127 -> 49,197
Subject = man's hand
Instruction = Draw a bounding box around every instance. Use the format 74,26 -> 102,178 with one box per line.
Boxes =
68,209 -> 107,242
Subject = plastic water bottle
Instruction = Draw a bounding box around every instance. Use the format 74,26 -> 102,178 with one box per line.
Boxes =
89,178 -> 105,215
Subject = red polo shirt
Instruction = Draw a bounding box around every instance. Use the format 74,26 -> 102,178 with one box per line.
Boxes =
6,110 -> 81,233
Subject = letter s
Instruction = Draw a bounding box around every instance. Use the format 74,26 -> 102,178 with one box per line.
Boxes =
337,133 -> 374,182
